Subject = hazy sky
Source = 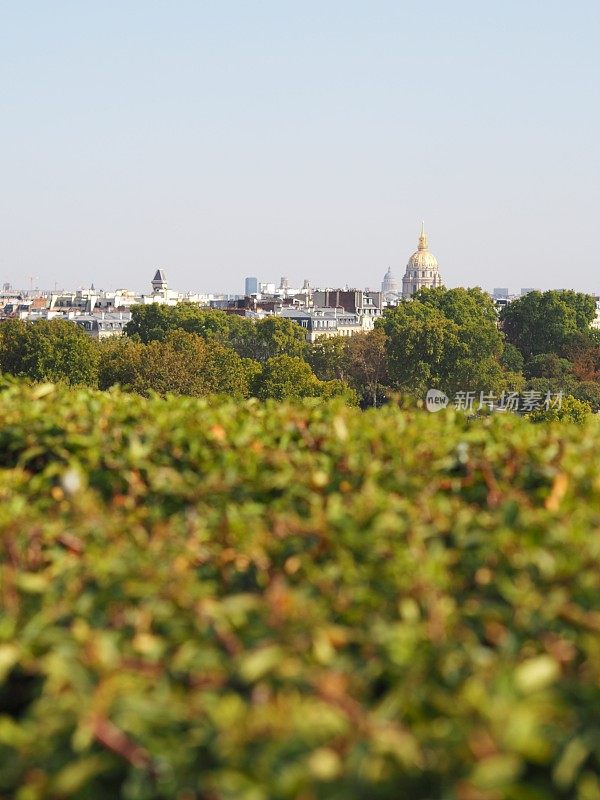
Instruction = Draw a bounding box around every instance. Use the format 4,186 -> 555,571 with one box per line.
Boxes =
1,1 -> 598,294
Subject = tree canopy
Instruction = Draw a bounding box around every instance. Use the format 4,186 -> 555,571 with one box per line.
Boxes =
0,318 -> 99,386
100,330 -> 251,398
125,304 -> 308,363
499,290 -> 596,359
253,354 -> 356,403
378,288 -> 516,396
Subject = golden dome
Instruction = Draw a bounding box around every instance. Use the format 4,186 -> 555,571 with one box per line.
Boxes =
402,222 -> 443,298
407,222 -> 438,270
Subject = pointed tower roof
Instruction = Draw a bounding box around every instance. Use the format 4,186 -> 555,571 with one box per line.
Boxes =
151,268 -> 168,293
418,221 -> 428,251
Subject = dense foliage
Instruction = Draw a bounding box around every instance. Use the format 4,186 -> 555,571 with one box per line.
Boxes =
499,290 -> 596,359
496,291 -> 600,409
2,288 -> 600,410
2,381 -> 600,799
379,288 -> 520,396
0,318 -> 99,386
98,330 -> 252,398
125,304 -> 309,363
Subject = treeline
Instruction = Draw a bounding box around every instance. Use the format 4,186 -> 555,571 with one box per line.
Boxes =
0,287 -> 599,408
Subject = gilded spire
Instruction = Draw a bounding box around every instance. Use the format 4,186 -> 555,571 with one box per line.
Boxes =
418,221 -> 428,251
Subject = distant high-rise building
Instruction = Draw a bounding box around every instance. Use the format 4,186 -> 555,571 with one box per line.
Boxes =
245,276 -> 259,295
493,288 -> 509,299
402,223 -> 443,299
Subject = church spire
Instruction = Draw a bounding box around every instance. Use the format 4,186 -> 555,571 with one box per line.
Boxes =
418,221 -> 428,251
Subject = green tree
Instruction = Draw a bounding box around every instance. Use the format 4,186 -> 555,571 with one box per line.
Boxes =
414,285 -> 498,321
126,305 -> 308,364
572,381 -> 600,412
308,332 -> 389,406
380,289 -> 522,397
522,354 -> 576,397
499,290 -> 596,359
0,318 -> 99,386
524,353 -> 574,381
102,330 -> 252,398
567,332 -> 600,381
124,303 -> 172,342
317,379 -> 359,405
345,329 -> 389,407
309,336 -> 348,381
500,343 -> 525,374
125,303 -> 236,345
529,394 -> 592,424
237,317 -> 309,363
193,336 -> 254,398
414,286 -> 502,361
253,354 -> 355,402
98,336 -> 144,390
240,357 -> 263,392
378,302 -> 462,396
183,307 -> 248,349
253,355 -> 321,400
524,376 -> 569,397
453,355 -> 523,396
129,332 -> 209,396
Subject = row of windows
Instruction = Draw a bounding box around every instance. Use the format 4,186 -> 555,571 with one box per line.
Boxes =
311,328 -> 358,338
407,271 -> 437,279
77,321 -> 126,331
300,319 -> 335,329
299,318 -> 360,330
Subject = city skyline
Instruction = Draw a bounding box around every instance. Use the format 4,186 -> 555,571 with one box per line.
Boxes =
0,220 -> 591,300
1,1 -> 599,293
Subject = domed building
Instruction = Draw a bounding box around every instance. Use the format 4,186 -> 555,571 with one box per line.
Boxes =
402,223 -> 443,299
381,266 -> 399,299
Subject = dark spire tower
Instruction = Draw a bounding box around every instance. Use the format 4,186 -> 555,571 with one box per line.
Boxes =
152,269 -> 168,293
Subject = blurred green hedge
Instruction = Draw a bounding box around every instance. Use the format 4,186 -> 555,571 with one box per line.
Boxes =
1,381 -> 600,800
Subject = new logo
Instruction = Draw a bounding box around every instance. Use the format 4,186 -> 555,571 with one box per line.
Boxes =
426,389 -> 449,412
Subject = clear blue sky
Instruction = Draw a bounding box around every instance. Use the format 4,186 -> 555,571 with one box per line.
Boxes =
1,1 -> 598,294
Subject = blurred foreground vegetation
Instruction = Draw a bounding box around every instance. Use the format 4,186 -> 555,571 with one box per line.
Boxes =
1,382 -> 600,798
